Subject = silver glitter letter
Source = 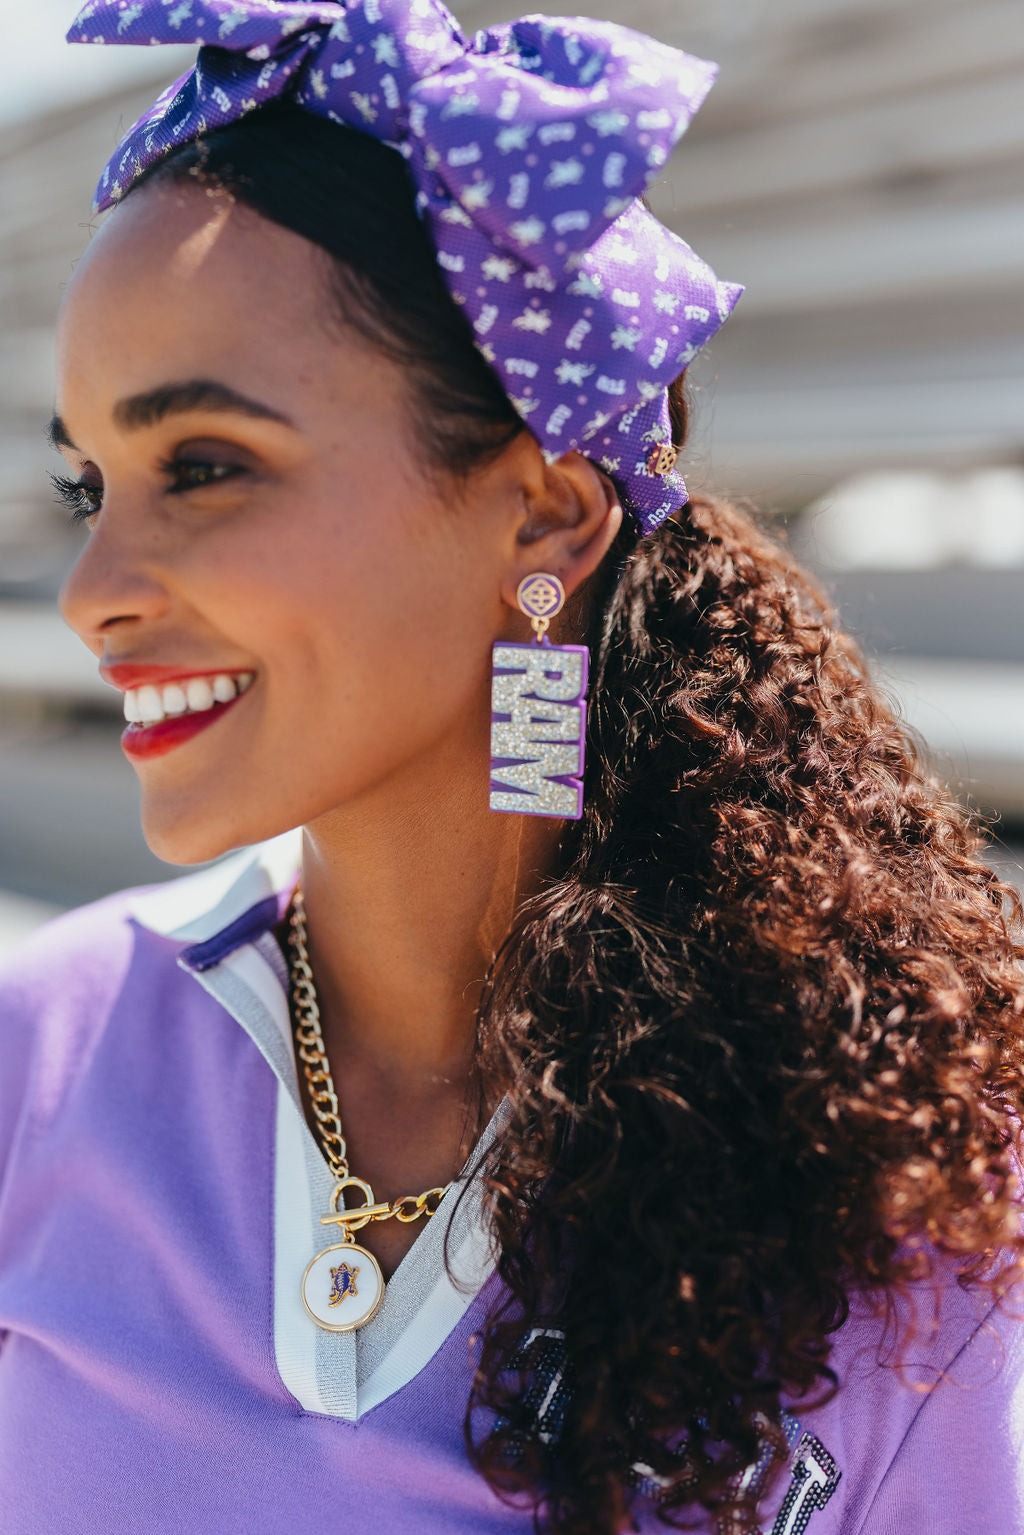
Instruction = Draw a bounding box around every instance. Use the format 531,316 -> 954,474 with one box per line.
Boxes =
489,642 -> 589,818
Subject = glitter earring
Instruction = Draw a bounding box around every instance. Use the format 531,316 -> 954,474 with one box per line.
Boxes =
489,572 -> 589,819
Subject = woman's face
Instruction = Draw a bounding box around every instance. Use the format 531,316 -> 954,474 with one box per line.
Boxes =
54,181 -> 526,863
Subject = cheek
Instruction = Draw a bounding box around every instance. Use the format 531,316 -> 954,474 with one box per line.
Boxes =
200,492 -> 492,762
311,555 -> 491,745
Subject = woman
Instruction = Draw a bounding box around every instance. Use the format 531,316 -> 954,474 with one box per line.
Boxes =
2,1 -> 1023,1531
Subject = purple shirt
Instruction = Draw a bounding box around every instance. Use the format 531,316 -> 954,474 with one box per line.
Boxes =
2,834 -> 1023,1533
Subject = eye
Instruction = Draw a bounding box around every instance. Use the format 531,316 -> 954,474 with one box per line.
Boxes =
160,457 -> 244,494
49,454 -> 245,525
50,472 -> 102,523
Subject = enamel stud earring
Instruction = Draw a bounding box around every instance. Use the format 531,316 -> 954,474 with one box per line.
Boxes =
489,572 -> 589,819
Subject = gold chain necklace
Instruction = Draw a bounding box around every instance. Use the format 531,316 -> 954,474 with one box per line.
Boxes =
286,880 -> 452,1332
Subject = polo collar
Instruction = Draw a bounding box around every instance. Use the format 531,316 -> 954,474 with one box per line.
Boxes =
125,828 -> 302,970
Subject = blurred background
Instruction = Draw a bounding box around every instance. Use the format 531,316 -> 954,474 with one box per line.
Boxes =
2,0 -> 1023,954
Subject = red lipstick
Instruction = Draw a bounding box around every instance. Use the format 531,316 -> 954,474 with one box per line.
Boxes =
101,662 -> 246,691
121,691 -> 247,761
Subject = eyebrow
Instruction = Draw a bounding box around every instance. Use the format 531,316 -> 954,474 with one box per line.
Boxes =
47,379 -> 296,453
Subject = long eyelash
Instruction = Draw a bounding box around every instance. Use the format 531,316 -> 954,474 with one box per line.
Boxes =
50,472 -> 101,522
49,459 -> 238,522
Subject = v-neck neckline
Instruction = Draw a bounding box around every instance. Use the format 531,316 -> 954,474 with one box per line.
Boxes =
126,836 -> 508,1420
182,924 -> 506,1421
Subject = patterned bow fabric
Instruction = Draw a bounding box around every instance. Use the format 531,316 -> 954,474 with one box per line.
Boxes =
67,0 -> 743,534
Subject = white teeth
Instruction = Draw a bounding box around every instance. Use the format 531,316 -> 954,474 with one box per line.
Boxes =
135,685 -> 165,724
185,678 -> 215,713
123,671 -> 255,726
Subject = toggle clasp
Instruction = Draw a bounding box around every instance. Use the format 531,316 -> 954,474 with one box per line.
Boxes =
320,1175 -> 389,1236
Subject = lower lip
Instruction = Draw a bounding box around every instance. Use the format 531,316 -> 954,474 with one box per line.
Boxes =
120,690 -> 247,761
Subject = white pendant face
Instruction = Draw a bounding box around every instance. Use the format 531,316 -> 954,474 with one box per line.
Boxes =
301,1241 -> 385,1332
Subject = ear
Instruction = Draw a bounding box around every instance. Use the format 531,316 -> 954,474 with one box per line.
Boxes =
499,445 -> 624,615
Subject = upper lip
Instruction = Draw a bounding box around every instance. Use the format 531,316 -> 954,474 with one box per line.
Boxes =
99,662 -> 254,693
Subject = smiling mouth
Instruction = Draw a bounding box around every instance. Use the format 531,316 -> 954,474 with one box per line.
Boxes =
120,672 -> 255,762
123,670 -> 255,726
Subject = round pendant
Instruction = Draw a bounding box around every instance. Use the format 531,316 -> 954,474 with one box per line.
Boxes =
301,1241 -> 385,1332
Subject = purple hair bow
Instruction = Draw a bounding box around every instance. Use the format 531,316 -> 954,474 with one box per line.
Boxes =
67,0 -> 743,534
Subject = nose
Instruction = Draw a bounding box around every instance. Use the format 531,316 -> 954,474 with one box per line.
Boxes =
58,512 -> 174,651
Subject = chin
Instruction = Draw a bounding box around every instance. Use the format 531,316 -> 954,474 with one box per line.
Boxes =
139,800 -> 282,868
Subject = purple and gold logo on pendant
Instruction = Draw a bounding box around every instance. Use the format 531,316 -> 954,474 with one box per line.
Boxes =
328,1261 -> 360,1307
303,1241 -> 384,1331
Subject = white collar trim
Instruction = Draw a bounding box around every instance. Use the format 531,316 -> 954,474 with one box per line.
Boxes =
187,936 -> 501,1421
125,829 -> 303,943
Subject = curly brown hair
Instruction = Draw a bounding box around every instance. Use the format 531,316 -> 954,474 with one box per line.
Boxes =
469,475 -> 1024,1530
142,103 -> 1024,1534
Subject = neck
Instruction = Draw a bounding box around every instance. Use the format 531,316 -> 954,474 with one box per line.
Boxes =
294,749 -> 564,1093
